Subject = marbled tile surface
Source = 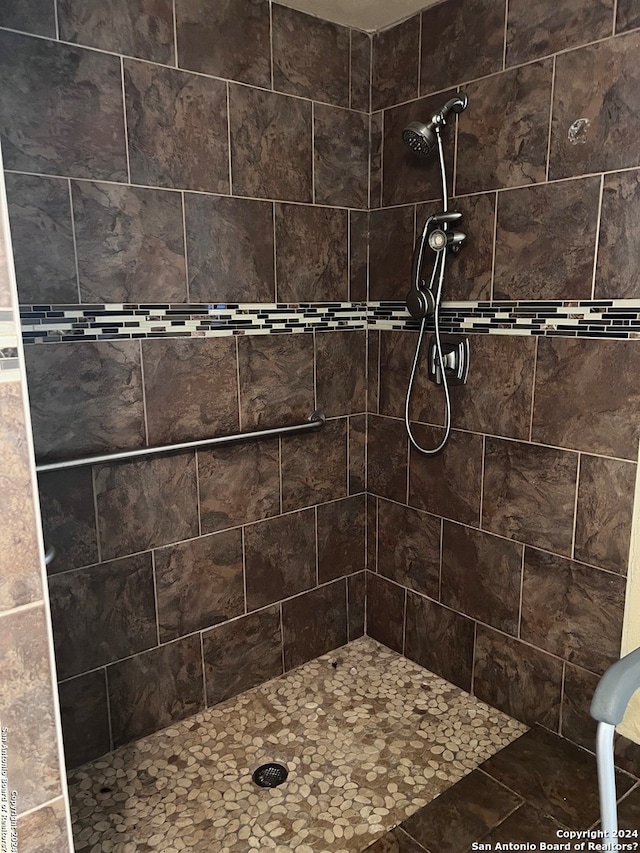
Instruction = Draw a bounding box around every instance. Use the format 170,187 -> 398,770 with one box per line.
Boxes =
68,637 -> 526,853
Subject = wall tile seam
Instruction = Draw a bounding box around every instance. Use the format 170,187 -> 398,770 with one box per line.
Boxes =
368,413 -> 637,466
15,793 -> 68,823
373,575 -> 618,678
0,25 -> 370,116
4,168 -> 370,210
375,25 -> 640,113
48,490 -> 368,579
370,491 -> 629,578
0,597 -> 46,621
54,571 -> 366,685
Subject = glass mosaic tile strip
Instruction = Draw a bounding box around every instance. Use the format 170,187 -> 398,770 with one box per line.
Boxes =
19,299 -> 640,344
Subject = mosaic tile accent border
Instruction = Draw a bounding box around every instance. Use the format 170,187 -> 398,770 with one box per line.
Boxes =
19,299 -> 640,343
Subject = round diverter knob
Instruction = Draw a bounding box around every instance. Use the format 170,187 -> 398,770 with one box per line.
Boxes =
428,229 -> 448,251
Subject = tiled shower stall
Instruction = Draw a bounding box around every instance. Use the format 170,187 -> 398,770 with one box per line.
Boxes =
1,0 -> 640,848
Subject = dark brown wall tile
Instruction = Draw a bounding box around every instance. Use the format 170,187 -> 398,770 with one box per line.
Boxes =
59,0 -> 174,63
616,0 -> 640,31
25,340 -> 145,462
350,30 -> 371,113
506,0 -> 613,67
49,552 -> 157,679
409,426 -> 483,526
370,111 -> 383,210
155,530 -> 244,642
275,204 -> 348,301
0,31 -> 127,180
420,0 -> 504,94
18,799 -> 70,853
0,383 -> 42,612
108,635 -> 204,747
316,330 -> 366,418
377,499 -> 440,598
417,192 -> 496,302
349,414 -> 366,494
595,169 -> 640,299
238,334 -> 314,429
521,547 -> 625,674
382,91 -> 456,207
5,173 -> 77,305
549,31 -> 640,180
482,438 -> 578,555
142,337 -> 239,444
38,468 -> 98,574
442,522 -> 522,635
494,178 -> 601,301
405,591 -> 475,691
473,626 -> 563,728
0,0 -> 56,37
318,495 -> 365,583
349,210 -> 368,301
532,337 -> 640,459
125,60 -> 229,193
272,4 -> 349,107
95,453 -> 198,559
198,438 -> 280,534
229,84 -> 312,202
371,16 -> 419,112
283,580 -> 348,670
281,418 -> 347,511
368,206 -> 414,301
367,572 -> 405,653
58,670 -> 110,768
203,605 -> 282,706
314,104 -> 369,208
348,571 -> 366,640
0,607 -> 61,811
366,828 -> 424,853
379,330 -> 434,423
456,61 -> 553,194
449,335 -> 537,440
575,455 -> 635,574
561,662 -> 599,750
244,509 -> 316,610
185,194 -> 275,303
367,415 -> 408,503
175,0 -> 270,87
401,770 -> 522,853
73,181 -> 186,304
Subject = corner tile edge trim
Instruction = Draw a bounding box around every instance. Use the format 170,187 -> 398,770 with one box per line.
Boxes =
19,299 -> 640,344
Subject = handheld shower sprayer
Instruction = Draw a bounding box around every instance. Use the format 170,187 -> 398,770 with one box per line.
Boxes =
401,92 -> 469,456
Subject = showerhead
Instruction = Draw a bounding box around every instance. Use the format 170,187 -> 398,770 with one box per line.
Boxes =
402,93 -> 468,158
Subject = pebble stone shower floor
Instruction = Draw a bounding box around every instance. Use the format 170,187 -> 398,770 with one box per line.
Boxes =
69,637 -> 527,853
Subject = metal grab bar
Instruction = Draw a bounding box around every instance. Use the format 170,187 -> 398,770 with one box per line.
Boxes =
36,411 -> 326,473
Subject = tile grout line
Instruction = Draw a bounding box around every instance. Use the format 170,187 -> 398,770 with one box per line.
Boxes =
279,601 -> 285,673
570,452 -> 582,560
200,630 -> 207,708
181,190 -> 190,301
559,660 -> 566,736
590,174 -> 605,299
91,466 -> 103,564
241,527 -> 248,614
104,667 -> 114,752
67,179 -> 82,304
234,335 -> 242,431
438,516 -> 444,602
139,339 -> 150,445
272,202 -> 278,302
151,549 -> 161,646
528,335 -> 539,442
502,0 -> 509,70
278,436 -> 283,515
416,13 -> 422,97
53,0 -> 60,40
225,81 -> 233,194
194,449 -> 202,537
401,586 -> 408,655
120,56 -> 132,185
314,505 -> 320,587
172,0 -> 179,67
269,1 -> 274,91
348,29 -> 353,110
489,191 -> 499,300
479,434 -> 486,529
544,54 -> 557,182
311,101 -> 316,204
517,543 -> 525,639
470,620 -> 478,693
